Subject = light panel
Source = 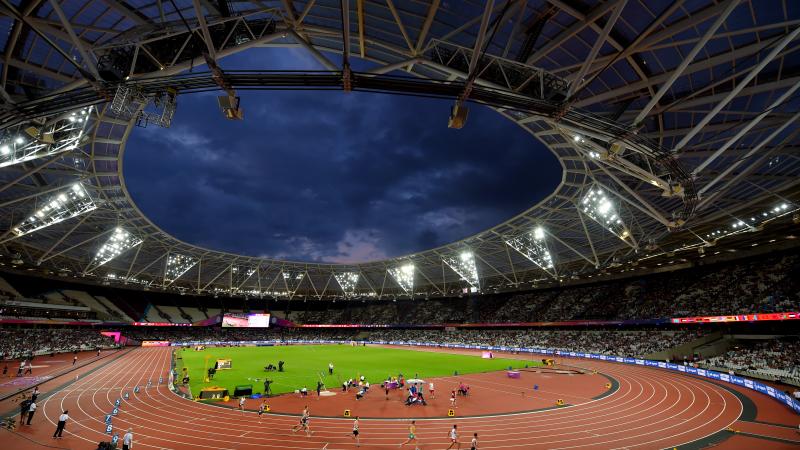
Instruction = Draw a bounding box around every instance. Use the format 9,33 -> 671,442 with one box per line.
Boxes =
282,270 -> 305,294
164,253 -> 197,283
333,272 -> 359,297
388,264 -> 415,295
506,226 -> 556,277
91,227 -> 143,268
443,251 -> 480,290
580,188 -> 630,241
231,265 -> 256,291
12,183 -> 96,237
0,107 -> 92,168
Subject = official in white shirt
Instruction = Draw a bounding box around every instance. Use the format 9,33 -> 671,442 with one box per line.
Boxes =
53,410 -> 69,438
122,428 -> 134,450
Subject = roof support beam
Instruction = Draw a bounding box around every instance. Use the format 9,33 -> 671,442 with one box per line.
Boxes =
697,110 -> 800,208
385,0 -> 414,52
674,25 -> 800,154
468,0 -> 494,76
48,0 -> 102,81
692,77 -> 800,176
38,224 -> 112,264
568,0 -> 627,98
356,0 -> 365,58
36,213 -> 93,265
340,0 -> 351,65
289,30 -> 338,70
104,0 -> 149,26
632,0 -> 739,126
415,0 -> 440,54
192,0 -> 217,59
528,0 -> 623,64
298,0 -> 317,25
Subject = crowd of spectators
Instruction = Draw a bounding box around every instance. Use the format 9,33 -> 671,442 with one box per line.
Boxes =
281,253 -> 800,325
0,328 -> 117,360
700,338 -> 800,380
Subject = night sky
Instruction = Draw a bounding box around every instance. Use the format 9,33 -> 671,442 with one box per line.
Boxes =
123,48 -> 560,263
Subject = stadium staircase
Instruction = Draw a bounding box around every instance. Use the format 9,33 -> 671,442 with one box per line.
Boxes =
644,331 -> 724,361
94,295 -> 133,322
62,290 -> 114,320
0,276 -> 22,298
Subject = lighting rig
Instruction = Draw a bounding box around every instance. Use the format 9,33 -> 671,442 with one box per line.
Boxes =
388,264 -> 415,296
164,252 -> 197,285
89,227 -> 143,271
443,251 -> 480,292
334,272 -> 360,297
505,226 -> 557,279
11,183 -> 96,238
580,188 -> 633,243
110,85 -> 177,128
0,107 -> 92,168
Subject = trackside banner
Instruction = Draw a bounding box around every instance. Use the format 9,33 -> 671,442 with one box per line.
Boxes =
167,339 -> 800,415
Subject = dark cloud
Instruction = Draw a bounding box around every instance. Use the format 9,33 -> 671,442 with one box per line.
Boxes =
123,48 -> 560,262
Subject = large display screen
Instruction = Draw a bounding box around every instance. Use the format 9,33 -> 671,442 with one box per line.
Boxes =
222,313 -> 271,328
670,312 -> 799,323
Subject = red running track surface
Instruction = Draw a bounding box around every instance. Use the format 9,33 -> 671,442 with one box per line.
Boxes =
1,346 -> 798,450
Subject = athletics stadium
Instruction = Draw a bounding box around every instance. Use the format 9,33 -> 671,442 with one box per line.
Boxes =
0,1 -> 799,449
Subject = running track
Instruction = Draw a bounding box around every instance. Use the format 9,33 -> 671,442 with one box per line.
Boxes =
4,347 -> 799,449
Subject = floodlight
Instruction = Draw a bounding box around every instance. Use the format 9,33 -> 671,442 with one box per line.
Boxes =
388,264 -> 415,294
580,188 -> 630,241
0,107 -> 92,168
282,271 -> 305,289
12,183 -> 96,237
231,265 -> 256,291
91,227 -> 142,268
164,253 -> 197,283
443,250 -> 480,290
506,226 -> 556,278
334,272 -> 359,297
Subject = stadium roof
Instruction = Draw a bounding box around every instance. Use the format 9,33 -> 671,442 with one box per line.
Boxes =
0,0 -> 798,299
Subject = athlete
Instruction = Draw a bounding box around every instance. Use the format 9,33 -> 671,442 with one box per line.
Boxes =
257,401 -> 266,418
470,433 -> 478,450
445,424 -> 460,449
429,381 -> 435,399
291,406 -> 312,436
399,420 -> 420,449
450,390 -> 457,408
350,416 -> 360,447
238,396 -> 246,412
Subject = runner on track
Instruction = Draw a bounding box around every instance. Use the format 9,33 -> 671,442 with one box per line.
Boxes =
398,420 -> 420,450
445,424 -> 460,449
350,416 -> 360,447
291,406 -> 312,437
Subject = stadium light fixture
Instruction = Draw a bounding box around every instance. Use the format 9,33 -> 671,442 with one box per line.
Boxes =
334,272 -> 360,297
282,271 -> 305,294
388,264 -> 415,295
90,227 -> 143,269
12,183 -> 96,237
164,253 -> 197,284
443,250 -> 480,290
506,226 -> 557,278
231,265 -> 256,292
0,107 -> 92,168
580,188 -> 631,242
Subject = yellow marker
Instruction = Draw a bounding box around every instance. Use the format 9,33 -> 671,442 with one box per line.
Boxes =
448,409 -> 455,417
344,409 -> 351,417
605,383 -> 612,389
556,399 -> 564,406
265,405 -> 270,412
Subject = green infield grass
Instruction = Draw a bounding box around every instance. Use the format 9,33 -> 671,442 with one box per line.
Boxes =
174,344 -> 541,397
